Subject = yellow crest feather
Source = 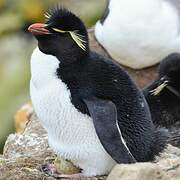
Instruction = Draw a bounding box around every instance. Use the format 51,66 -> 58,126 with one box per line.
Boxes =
150,80 -> 169,96
44,12 -> 51,19
69,31 -> 86,51
52,28 -> 66,33
52,28 -> 86,51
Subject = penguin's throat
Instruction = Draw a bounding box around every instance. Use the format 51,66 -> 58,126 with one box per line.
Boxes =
55,48 -> 88,67
31,47 -> 60,87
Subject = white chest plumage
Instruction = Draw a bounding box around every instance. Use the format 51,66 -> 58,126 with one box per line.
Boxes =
95,0 -> 180,69
30,47 -> 116,176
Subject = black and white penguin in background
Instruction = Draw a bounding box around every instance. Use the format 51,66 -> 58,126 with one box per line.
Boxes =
28,7 -> 167,178
143,53 -> 180,128
95,0 -> 180,69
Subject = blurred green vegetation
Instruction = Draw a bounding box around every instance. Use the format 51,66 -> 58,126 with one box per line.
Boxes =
0,0 -> 106,152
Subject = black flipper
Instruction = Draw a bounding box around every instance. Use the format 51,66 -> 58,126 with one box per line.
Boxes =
83,97 -> 136,164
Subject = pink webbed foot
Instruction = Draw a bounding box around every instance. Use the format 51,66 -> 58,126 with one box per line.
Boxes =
41,163 -> 86,179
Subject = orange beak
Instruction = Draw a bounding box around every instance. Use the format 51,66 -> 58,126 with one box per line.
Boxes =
28,23 -> 51,35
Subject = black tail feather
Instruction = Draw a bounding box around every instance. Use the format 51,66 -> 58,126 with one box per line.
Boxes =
151,128 -> 169,159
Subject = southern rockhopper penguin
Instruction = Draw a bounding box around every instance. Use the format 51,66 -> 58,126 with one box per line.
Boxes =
143,53 -> 180,128
95,0 -> 180,69
28,7 -> 167,177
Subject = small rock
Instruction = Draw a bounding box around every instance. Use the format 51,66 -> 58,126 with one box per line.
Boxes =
107,163 -> 170,180
14,103 -> 33,133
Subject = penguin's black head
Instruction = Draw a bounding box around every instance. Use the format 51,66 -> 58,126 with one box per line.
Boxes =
28,7 -> 89,64
159,53 -> 180,81
157,53 -> 180,97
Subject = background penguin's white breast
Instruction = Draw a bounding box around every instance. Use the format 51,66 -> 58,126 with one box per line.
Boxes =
30,47 -> 116,175
95,0 -> 180,69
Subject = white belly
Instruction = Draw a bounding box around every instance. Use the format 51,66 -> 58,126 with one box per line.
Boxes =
95,0 -> 180,69
30,47 -> 116,176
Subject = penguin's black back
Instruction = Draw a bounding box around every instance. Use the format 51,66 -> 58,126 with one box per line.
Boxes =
57,51 -> 167,162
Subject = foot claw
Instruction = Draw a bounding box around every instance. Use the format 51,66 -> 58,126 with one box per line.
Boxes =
41,164 -> 84,179
41,163 -> 59,176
